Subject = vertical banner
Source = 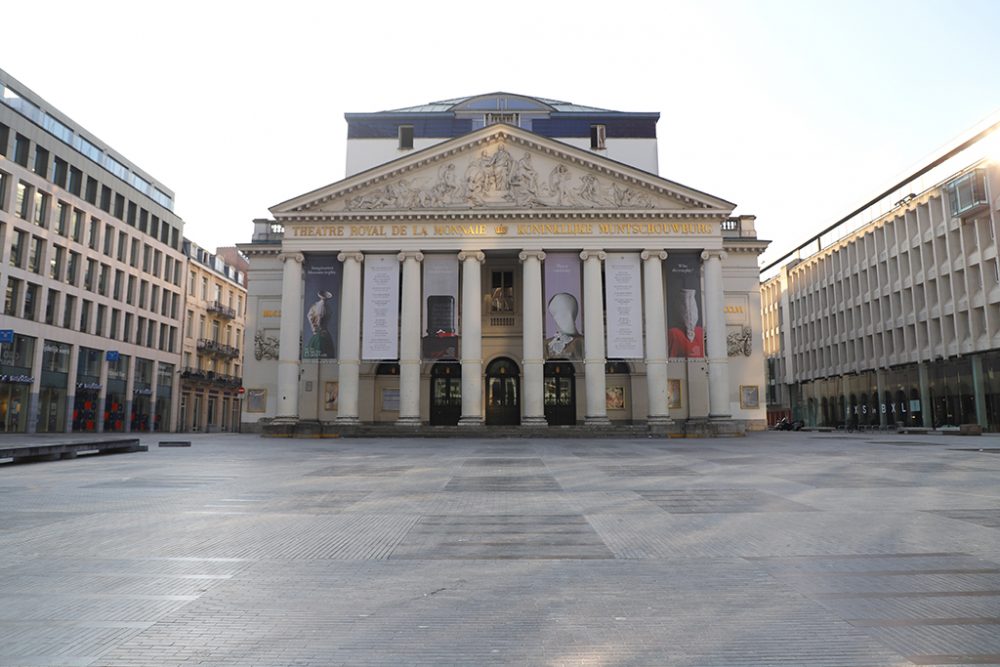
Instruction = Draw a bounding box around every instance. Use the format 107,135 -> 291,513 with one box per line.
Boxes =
362,254 -> 400,360
605,252 -> 644,359
544,252 -> 583,359
665,252 -> 704,358
422,254 -> 460,360
302,254 -> 342,360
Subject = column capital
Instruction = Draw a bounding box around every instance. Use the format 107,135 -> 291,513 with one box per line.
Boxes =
701,249 -> 728,262
579,249 -> 607,262
397,251 -> 425,263
278,252 -> 304,264
640,249 -> 668,261
337,251 -> 365,264
458,250 -> 485,263
518,249 -> 546,263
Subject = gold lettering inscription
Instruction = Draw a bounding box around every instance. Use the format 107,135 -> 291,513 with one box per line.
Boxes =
261,309 -> 281,317
433,224 -> 487,236
723,306 -> 745,314
516,223 -> 593,236
598,222 -> 714,235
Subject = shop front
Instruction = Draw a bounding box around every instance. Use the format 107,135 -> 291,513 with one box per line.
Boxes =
38,340 -> 71,433
104,354 -> 128,432
132,358 -> 153,432
0,334 -> 35,433
73,347 -> 102,432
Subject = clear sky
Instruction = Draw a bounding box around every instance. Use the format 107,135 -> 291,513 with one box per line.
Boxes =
3,0 -> 999,267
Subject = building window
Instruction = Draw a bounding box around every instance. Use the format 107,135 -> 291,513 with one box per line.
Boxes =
72,210 -> 84,242
947,169 -> 988,218
27,236 -> 43,273
109,309 -> 120,340
33,191 -> 48,227
0,172 -> 6,210
22,283 -> 37,320
201,276 -> 208,300
16,182 -> 30,219
85,177 -> 98,205
79,299 -> 91,333
114,193 -> 125,219
130,238 -> 139,267
0,122 -> 8,157
95,305 -> 106,336
44,288 -> 58,325
33,146 -> 49,176
13,133 -> 29,167
50,245 -> 64,279
590,124 -> 607,150
66,251 -> 80,285
100,185 -> 112,212
56,202 -> 68,235
117,231 -> 127,261
68,167 -> 83,196
9,229 -> 25,267
4,278 -> 20,316
88,218 -> 100,249
84,259 -> 96,291
52,157 -> 68,188
490,270 -> 514,312
398,125 -> 414,150
123,312 -> 133,342
126,275 -> 135,304
485,113 -> 518,126
62,295 -> 76,329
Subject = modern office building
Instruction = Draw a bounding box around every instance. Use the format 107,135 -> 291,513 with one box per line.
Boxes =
241,93 -> 769,434
762,117 -> 1000,430
0,68 -> 186,433
177,241 -> 248,432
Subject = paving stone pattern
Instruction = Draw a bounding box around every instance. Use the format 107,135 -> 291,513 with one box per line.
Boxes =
0,432 -> 999,666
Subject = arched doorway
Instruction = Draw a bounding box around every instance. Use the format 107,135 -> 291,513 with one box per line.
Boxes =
430,362 -> 461,426
485,357 -> 520,426
544,362 -> 576,425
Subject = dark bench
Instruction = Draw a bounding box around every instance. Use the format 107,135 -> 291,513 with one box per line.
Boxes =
0,438 -> 146,464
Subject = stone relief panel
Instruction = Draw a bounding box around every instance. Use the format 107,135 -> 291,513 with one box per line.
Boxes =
254,331 -> 279,361
727,326 -> 753,357
343,142 -> 661,211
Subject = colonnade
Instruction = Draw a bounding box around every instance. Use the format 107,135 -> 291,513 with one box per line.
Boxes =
274,248 -> 732,425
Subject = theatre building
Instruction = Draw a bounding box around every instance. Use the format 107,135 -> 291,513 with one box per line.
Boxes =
241,93 -> 768,434
762,119 -> 1000,430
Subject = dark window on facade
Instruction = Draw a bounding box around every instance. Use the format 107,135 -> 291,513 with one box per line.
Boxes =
68,166 -> 83,196
398,125 -> 414,150
127,201 -> 137,226
0,122 -> 9,156
490,271 -> 514,312
590,124 -> 606,150
139,208 -> 148,233
85,176 -> 98,204
52,157 -> 68,188
114,193 -> 125,219
100,185 -> 112,212
33,146 -> 49,176
13,133 -> 30,167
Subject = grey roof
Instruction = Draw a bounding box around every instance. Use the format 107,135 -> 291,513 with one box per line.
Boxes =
380,93 -> 616,114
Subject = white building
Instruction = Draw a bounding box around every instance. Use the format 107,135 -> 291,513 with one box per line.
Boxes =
0,68 -> 186,433
762,118 -> 1000,430
241,93 -> 769,435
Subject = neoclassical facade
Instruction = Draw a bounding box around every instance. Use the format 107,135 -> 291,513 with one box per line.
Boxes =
241,96 -> 768,434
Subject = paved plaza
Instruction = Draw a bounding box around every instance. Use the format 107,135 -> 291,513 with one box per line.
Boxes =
1,432 -> 999,666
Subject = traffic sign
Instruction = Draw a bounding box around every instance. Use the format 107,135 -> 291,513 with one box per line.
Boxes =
0,330 -> 13,344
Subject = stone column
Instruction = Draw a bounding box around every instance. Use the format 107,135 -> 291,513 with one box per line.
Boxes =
642,250 -> 671,424
124,356 -> 135,433
337,252 -> 364,424
519,250 -> 546,426
148,362 -> 159,433
876,368 -> 887,428
701,250 -> 731,419
397,251 -> 424,425
458,251 -> 485,426
276,252 -> 304,421
64,343 -> 79,433
581,250 -> 610,425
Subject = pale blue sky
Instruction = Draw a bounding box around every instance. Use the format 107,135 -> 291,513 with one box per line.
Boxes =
3,0 -> 999,266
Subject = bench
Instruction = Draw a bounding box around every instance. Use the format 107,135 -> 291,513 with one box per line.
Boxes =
0,438 -> 146,464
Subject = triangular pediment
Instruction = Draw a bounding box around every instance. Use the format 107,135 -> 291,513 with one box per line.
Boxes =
271,125 -> 734,219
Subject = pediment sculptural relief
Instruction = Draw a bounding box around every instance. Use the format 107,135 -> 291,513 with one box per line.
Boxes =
344,142 -> 657,211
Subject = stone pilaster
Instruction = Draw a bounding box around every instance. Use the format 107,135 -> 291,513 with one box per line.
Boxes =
581,250 -> 610,425
276,252 -> 304,421
337,252 -> 364,424
642,250 -> 671,425
458,251 -> 485,426
397,251 -> 424,425
701,250 -> 731,418
519,250 -> 546,426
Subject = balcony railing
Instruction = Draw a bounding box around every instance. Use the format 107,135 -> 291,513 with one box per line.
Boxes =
206,301 -> 237,319
197,339 -> 241,358
180,367 -> 242,388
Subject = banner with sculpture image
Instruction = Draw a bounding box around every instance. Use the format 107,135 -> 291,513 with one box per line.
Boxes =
665,252 -> 704,358
422,254 -> 460,360
362,254 -> 400,360
302,254 -> 342,360
544,253 -> 583,360
605,252 -> 644,359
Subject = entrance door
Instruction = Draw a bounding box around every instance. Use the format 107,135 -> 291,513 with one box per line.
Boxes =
485,358 -> 520,426
544,362 -> 576,425
430,362 -> 461,426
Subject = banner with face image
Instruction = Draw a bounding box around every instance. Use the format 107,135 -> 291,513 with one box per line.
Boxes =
302,254 -> 342,360
543,252 -> 583,360
665,252 -> 704,358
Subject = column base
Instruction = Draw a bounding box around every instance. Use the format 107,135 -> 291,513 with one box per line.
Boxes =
395,416 -> 421,426
458,416 -> 483,427
709,413 -> 733,420
271,416 -> 300,424
336,416 -> 360,425
647,415 -> 674,425
585,415 -> 612,426
522,416 -> 548,426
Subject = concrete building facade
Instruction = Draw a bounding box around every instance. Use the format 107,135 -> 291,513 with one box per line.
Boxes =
0,68 -> 186,433
762,120 -> 1000,430
241,94 -> 769,435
